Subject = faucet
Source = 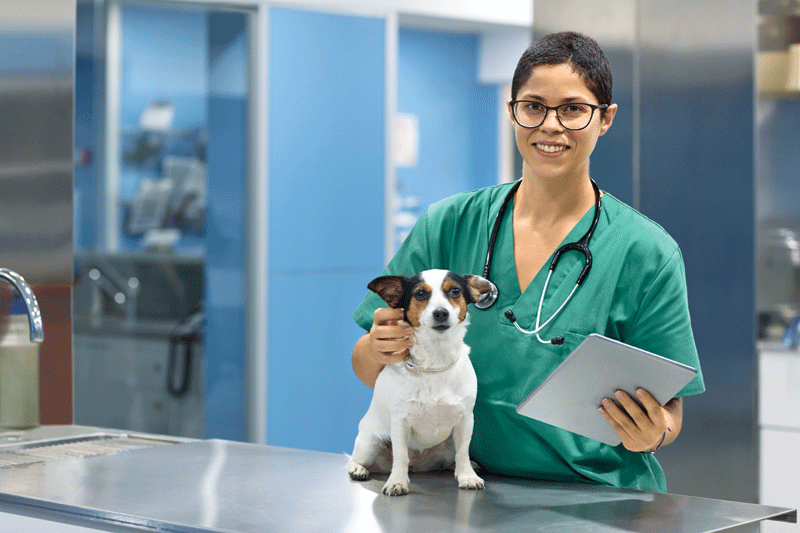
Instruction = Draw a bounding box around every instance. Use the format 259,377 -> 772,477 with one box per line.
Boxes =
0,268 -> 44,343
76,264 -> 139,322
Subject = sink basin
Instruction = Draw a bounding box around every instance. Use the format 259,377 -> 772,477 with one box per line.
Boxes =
0,425 -> 187,462
0,425 -> 125,449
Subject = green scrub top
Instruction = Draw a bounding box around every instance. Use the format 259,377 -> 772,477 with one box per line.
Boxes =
353,182 -> 705,493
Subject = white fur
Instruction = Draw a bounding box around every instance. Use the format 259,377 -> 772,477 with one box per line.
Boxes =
347,269 -> 485,496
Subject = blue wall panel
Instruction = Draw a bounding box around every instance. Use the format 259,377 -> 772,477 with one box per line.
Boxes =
269,8 -> 386,274
638,56 -> 755,500
268,7 -> 385,452
396,30 -> 498,211
268,272 -> 373,452
590,46 -> 634,205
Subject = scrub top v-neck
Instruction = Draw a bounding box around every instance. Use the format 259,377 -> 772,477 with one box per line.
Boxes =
493,187 -> 597,343
353,181 -> 705,493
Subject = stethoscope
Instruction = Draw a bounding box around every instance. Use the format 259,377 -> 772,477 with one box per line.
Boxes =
473,178 -> 602,346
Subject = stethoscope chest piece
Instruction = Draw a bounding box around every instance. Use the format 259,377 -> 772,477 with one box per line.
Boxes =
473,281 -> 499,309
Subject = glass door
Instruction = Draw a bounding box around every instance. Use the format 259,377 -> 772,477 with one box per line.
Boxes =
74,0 -> 252,440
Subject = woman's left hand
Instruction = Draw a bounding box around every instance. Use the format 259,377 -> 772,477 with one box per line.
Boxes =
598,388 -> 677,453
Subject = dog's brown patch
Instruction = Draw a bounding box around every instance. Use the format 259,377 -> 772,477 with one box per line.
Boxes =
442,279 -> 468,321
405,282 -> 431,327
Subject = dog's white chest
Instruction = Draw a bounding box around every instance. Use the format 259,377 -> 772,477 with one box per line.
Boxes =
406,400 -> 464,448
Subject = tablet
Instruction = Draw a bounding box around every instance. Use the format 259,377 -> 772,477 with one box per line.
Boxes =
515,333 -> 698,446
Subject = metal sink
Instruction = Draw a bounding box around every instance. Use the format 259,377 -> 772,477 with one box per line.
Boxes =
1,425 -> 115,447
0,425 -> 187,467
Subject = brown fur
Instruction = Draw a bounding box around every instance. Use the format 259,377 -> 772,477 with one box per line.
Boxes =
405,282 -> 431,327
368,277 -> 404,308
443,279 -> 469,321
465,276 -> 493,305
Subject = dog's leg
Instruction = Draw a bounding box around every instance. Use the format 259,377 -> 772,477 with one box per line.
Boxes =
347,432 -> 382,481
451,416 -> 485,490
383,421 -> 411,496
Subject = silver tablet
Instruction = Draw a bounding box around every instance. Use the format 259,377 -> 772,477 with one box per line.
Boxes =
515,333 -> 698,446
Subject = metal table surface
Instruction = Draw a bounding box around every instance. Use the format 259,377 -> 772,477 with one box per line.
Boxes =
0,434 -> 795,533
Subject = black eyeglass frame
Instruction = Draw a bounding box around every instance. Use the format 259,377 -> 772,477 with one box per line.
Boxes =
509,101 -> 609,131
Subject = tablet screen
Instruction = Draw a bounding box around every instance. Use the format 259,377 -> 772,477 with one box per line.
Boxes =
515,334 -> 698,446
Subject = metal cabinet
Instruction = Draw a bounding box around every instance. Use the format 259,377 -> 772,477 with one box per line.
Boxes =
759,345 -> 800,532
73,331 -> 203,438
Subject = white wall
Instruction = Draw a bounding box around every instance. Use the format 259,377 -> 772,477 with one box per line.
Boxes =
478,28 -> 532,85
272,0 -> 532,27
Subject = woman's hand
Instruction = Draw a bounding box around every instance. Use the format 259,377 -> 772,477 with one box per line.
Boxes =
368,307 -> 413,365
598,388 -> 681,453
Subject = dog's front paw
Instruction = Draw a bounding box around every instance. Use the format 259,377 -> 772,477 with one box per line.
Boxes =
457,473 -> 485,490
382,475 -> 410,496
347,460 -> 370,481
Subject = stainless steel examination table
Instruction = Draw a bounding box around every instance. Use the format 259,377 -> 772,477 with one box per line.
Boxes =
0,426 -> 795,533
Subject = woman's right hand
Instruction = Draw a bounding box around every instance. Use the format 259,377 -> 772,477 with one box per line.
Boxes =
369,307 -> 413,365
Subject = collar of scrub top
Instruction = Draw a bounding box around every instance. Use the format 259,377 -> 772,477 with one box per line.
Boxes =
473,178 -> 602,345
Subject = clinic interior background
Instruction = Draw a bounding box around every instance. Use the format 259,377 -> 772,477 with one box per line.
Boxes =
73,0 -> 534,449
69,0 -> 800,510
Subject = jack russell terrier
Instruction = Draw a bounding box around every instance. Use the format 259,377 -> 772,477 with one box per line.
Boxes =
347,269 -> 494,496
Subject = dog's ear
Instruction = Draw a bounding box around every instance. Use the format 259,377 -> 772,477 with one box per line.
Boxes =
462,275 -> 494,304
367,276 -> 405,309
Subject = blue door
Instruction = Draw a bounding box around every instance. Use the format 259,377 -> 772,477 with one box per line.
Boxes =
267,7 -> 386,452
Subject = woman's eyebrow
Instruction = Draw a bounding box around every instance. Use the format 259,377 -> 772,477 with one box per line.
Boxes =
517,94 -> 587,103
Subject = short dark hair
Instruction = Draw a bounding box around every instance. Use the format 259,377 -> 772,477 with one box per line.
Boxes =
511,32 -> 613,108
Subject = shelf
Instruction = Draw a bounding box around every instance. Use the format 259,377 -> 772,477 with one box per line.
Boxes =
758,50 -> 800,96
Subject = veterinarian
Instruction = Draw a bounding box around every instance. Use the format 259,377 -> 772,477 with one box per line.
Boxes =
351,31 -> 704,493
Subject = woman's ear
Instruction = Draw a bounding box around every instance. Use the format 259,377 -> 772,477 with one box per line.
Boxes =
598,103 -> 618,136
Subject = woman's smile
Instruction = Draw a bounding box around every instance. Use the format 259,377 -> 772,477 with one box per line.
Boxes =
533,142 -> 569,156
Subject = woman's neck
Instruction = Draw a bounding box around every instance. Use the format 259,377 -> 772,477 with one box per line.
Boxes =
514,171 -> 596,229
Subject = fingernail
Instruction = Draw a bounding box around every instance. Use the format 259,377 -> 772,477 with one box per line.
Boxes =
603,398 -> 613,407
404,327 -> 413,336
614,390 -> 624,400
636,388 -> 645,398
405,338 -> 413,348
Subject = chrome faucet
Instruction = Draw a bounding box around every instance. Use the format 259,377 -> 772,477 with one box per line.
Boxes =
0,268 -> 44,343
77,264 -> 139,322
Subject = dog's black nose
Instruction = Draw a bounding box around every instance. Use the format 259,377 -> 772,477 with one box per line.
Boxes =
432,308 -> 449,322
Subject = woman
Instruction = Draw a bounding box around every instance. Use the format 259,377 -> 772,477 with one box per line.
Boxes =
351,32 -> 704,492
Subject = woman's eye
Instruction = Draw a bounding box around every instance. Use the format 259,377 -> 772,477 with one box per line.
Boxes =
562,104 -> 587,116
413,290 -> 429,301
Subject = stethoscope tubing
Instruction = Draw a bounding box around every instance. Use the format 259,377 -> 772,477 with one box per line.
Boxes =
479,178 -> 602,344
482,180 -> 521,282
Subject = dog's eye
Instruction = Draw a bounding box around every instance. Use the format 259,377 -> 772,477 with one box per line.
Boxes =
448,287 -> 462,298
413,289 -> 429,301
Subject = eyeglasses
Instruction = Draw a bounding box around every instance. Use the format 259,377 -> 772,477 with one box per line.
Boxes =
510,101 -> 608,131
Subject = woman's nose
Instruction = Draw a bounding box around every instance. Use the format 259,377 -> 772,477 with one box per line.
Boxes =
539,108 -> 564,131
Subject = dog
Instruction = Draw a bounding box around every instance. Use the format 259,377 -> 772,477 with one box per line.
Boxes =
347,269 -> 494,496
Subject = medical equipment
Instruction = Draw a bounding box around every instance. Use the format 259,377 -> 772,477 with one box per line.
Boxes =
474,179 -> 601,345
